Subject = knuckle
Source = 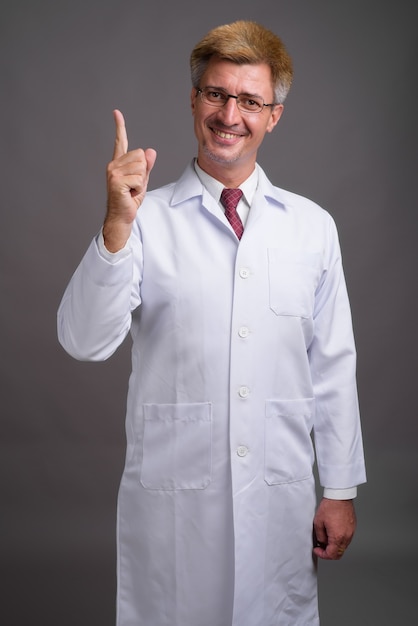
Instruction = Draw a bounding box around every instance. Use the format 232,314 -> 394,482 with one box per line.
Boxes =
107,169 -> 119,185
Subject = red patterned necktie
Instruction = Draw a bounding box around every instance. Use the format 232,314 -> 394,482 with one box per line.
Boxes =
220,188 -> 244,239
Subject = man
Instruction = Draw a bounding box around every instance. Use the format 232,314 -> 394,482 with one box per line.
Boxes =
58,20 -> 366,626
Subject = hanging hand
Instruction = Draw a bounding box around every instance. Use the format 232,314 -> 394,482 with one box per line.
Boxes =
313,498 -> 357,560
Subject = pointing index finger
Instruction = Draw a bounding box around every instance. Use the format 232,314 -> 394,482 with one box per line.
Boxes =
112,109 -> 128,159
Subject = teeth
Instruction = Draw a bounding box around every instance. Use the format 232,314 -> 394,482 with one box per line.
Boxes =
214,129 -> 237,139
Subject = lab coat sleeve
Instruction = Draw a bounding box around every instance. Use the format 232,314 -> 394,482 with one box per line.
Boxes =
309,217 -> 366,490
57,225 -> 143,361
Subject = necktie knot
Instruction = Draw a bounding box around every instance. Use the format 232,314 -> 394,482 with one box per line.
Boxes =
220,188 -> 244,239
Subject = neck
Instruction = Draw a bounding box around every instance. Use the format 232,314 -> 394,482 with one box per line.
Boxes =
196,156 -> 256,188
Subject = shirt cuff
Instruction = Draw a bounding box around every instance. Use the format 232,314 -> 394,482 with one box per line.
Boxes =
323,486 -> 357,500
96,229 -> 132,263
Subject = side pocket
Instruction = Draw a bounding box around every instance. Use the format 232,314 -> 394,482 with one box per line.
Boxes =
140,402 -> 212,490
265,398 -> 315,485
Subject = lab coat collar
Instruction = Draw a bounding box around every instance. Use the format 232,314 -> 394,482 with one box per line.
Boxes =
170,161 -> 287,210
170,161 -> 204,206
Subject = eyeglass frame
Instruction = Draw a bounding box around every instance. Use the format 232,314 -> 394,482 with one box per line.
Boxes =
196,87 -> 276,114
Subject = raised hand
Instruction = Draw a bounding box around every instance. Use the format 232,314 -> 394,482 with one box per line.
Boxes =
103,109 -> 157,252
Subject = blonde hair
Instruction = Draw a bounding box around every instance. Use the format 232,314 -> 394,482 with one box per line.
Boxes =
190,21 -> 293,104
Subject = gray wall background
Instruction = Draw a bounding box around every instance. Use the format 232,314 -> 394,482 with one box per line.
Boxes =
2,1 -> 417,624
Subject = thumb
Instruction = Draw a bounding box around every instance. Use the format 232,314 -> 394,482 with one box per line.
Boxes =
313,518 -> 327,548
145,148 -> 157,174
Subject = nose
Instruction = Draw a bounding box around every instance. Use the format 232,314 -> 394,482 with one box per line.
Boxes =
218,96 -> 242,125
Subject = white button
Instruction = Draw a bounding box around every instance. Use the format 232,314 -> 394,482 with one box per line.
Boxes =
237,445 -> 249,457
238,386 -> 250,398
239,267 -> 250,279
238,326 -> 249,338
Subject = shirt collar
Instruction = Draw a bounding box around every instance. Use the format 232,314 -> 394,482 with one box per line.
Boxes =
193,159 -> 258,208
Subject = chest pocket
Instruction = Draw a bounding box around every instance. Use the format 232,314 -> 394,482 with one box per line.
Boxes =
267,249 -> 322,319
140,402 -> 212,490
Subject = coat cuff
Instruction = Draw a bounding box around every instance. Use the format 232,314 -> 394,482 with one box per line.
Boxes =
96,229 -> 132,262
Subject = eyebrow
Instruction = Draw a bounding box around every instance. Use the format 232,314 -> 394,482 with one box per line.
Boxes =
205,85 -> 263,98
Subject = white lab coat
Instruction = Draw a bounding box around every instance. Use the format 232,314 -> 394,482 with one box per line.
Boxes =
58,162 -> 366,626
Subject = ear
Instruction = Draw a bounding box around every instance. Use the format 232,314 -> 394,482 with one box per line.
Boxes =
266,104 -> 284,133
191,88 -> 197,114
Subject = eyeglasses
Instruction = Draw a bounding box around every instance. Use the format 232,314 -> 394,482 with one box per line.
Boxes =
196,87 -> 275,114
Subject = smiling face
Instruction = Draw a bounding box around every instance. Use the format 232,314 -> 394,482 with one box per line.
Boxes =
191,58 -> 283,186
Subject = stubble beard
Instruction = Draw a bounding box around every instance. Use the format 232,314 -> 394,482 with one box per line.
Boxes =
202,142 -> 242,165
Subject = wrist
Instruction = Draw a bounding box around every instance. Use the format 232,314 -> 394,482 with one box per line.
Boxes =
102,218 -> 132,253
